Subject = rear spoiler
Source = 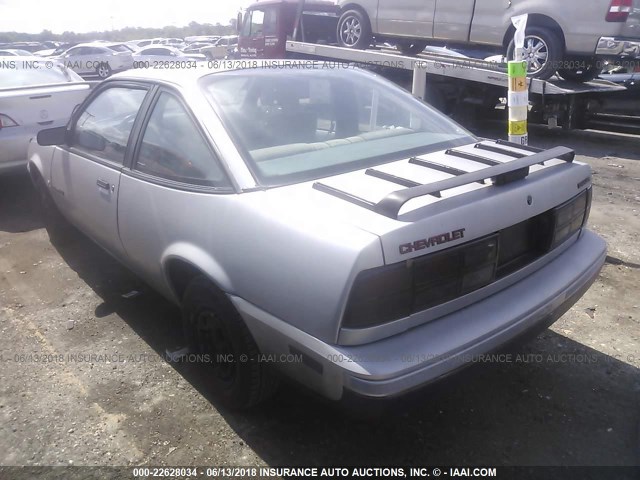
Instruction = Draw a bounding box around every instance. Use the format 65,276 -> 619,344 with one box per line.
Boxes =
313,141 -> 575,220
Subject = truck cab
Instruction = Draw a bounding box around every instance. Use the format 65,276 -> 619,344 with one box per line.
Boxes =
237,0 -> 338,58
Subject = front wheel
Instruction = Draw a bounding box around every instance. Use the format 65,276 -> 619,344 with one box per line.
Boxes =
182,276 -> 278,409
337,9 -> 372,49
506,26 -> 562,80
96,62 -> 112,79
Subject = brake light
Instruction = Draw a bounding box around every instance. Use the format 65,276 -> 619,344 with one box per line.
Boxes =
343,235 -> 499,329
606,0 -> 632,22
0,114 -> 19,129
343,189 -> 591,330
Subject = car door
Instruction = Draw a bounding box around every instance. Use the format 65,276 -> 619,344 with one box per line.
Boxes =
376,0 -> 437,38
242,9 -> 268,57
117,89 -> 233,292
468,0 -> 513,47
433,0 -> 477,42
49,83 -> 150,258
63,46 -> 89,74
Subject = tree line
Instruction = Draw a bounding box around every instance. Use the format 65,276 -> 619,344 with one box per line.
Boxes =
0,20 -> 238,44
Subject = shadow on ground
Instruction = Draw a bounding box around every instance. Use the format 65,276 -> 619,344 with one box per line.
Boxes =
0,172 -> 44,234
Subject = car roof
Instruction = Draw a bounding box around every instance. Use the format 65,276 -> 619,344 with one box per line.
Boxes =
109,59 -> 340,86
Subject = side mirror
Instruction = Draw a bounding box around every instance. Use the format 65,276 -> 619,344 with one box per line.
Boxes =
76,130 -> 106,151
237,12 -> 243,33
37,126 -> 67,146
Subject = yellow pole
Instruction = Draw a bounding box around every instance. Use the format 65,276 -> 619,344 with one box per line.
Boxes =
508,60 -> 529,146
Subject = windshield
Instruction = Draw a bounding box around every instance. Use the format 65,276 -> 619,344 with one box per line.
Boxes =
201,65 -> 475,187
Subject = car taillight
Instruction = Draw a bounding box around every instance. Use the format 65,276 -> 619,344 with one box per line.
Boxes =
0,114 -> 19,129
343,189 -> 591,330
343,235 -> 499,329
550,188 -> 591,249
606,0 -> 632,22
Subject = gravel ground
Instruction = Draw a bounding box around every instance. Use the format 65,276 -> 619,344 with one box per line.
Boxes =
0,126 -> 638,473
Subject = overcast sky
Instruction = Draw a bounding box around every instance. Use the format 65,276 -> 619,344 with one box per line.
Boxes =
0,0 -> 252,34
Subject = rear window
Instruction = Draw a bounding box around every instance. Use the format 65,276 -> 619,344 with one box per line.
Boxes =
201,65 -> 475,187
0,63 -> 82,88
107,44 -> 129,53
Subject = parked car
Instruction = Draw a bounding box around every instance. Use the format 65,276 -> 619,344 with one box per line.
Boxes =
133,46 -> 205,63
181,42 -> 216,55
185,35 -> 220,44
7,41 -> 46,52
54,42 -> 134,78
0,59 -> 90,175
200,35 -> 238,59
34,43 -> 77,57
29,62 -> 606,409
336,0 -> 640,81
0,49 -> 35,56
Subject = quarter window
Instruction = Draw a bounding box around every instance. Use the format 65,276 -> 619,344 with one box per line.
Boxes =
72,87 -> 147,165
135,92 -> 229,187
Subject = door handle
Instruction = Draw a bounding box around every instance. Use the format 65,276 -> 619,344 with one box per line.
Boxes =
96,179 -> 111,191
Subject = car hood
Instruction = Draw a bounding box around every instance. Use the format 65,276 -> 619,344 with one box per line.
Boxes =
250,140 -> 592,264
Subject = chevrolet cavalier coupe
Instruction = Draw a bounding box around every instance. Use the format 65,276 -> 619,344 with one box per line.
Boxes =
28,61 -> 606,408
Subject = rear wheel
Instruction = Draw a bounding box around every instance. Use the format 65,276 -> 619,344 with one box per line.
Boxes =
182,276 -> 278,409
337,9 -> 372,49
506,26 -> 562,80
397,41 -> 428,56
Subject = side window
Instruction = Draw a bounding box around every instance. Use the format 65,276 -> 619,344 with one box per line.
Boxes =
143,48 -> 164,55
263,9 -> 277,35
242,13 -> 252,37
251,10 -> 265,35
72,87 -> 147,164
135,92 -> 229,187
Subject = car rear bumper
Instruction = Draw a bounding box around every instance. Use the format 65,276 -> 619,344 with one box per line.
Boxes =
596,36 -> 640,57
232,230 -> 606,401
0,127 -> 36,174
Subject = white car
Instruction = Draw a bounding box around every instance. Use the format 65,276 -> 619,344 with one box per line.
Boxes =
200,35 -> 238,59
0,59 -> 90,175
133,46 -> 205,64
0,49 -> 35,56
55,42 -> 134,79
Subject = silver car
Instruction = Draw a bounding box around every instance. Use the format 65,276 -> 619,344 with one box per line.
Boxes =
28,62 -> 606,409
337,0 -> 640,81
0,59 -> 89,175
55,42 -> 134,79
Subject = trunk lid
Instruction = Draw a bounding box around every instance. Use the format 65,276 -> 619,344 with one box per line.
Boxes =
260,140 -> 593,265
0,83 -> 90,127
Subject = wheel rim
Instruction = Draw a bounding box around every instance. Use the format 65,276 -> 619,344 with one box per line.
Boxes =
521,35 -> 549,74
98,65 -> 109,78
192,309 -> 236,384
340,16 -> 362,46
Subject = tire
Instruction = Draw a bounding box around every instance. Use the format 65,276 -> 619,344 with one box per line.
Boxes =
337,9 -> 372,49
182,276 -> 278,410
506,26 -> 562,80
557,61 -> 601,83
398,41 -> 428,56
30,169 -> 77,244
96,62 -> 112,79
